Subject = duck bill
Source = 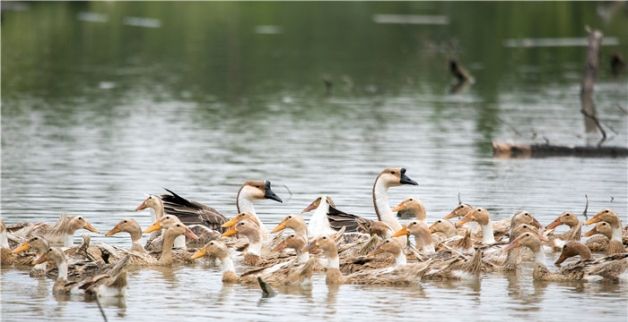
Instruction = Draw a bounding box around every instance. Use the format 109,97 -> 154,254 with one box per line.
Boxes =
184,227 -> 199,240
271,222 -> 287,234
399,169 -> 418,186
392,226 -> 409,238
455,216 -> 471,228
221,217 -> 240,228
222,226 -> 237,237
12,242 -> 31,254
391,203 -> 405,213
444,209 -> 462,220
504,240 -> 520,252
585,215 -> 602,225
307,241 -> 320,254
105,225 -> 122,237
32,254 -> 48,265
302,198 -> 321,213
191,248 -> 207,260
272,240 -> 288,253
554,253 -> 568,266
583,227 -> 597,237
143,221 -> 162,233
135,199 -> 149,211
545,218 -> 561,230
83,222 -> 99,233
529,217 -> 542,229
264,181 -> 283,203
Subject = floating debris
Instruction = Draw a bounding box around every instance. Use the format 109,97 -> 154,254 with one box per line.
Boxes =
123,17 -> 161,29
254,25 -> 283,34
503,37 -> 619,48
98,82 -> 115,90
77,12 -> 108,23
372,14 -> 449,25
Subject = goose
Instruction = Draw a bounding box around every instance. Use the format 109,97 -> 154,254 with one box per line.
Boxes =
392,198 -> 427,221
372,168 -> 418,232
584,222 -> 612,253
105,219 -> 146,254
455,208 -> 496,245
545,211 -> 582,250
585,209 -> 625,255
14,215 -> 98,247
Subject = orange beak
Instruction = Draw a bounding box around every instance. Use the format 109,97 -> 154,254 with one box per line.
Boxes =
143,221 -> 162,233
191,248 -> 207,260
12,242 -> 31,254
271,221 -> 287,234
455,215 -> 472,228
545,218 -> 562,230
221,217 -> 240,228
222,226 -> 237,237
272,240 -> 288,253
504,239 -> 521,252
392,226 -> 409,238
83,222 -> 99,233
105,224 -> 122,237
32,253 -> 48,265
302,198 -> 320,213
585,215 -> 602,226
584,226 -> 597,237
391,202 -> 405,213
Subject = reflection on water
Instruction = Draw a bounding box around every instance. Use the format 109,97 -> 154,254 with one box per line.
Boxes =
1,1 -> 628,322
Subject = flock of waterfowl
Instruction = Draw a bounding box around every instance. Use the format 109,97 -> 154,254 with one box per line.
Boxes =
1,168 -> 627,300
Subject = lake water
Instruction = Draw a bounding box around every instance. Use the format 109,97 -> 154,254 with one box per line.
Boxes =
1,2 -> 627,321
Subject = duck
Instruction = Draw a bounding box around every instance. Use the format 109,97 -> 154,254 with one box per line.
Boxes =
443,203 -> 474,220
138,221 -> 199,266
545,211 -> 582,250
585,209 -> 625,255
392,221 -> 435,254
392,198 -> 427,221
301,195 -> 371,235
79,255 -> 130,298
31,247 -> 79,294
455,208 -> 497,245
271,215 -> 308,239
12,235 -> 51,268
428,219 -> 457,243
105,219 -> 146,254
509,211 -> 542,233
554,241 -> 628,283
1,219 -> 15,266
14,215 -> 98,247
372,168 -> 419,233
584,222 -> 612,252
308,236 -> 431,286
222,219 -> 266,266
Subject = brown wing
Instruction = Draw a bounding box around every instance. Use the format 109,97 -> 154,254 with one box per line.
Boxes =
327,206 -> 372,233
160,189 -> 226,230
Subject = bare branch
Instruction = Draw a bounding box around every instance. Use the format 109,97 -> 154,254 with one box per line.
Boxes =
457,192 -> 462,205
582,194 -> 589,220
580,108 -> 607,147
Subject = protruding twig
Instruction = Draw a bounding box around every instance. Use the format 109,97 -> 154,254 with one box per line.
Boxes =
582,194 -> 589,220
257,277 -> 276,298
610,196 -> 614,203
457,192 -> 462,205
280,184 -> 293,204
581,109 -> 608,147
95,296 -> 108,322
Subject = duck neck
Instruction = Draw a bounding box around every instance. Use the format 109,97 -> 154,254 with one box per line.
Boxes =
173,235 -> 187,249
533,247 -> 546,265
56,258 -> 68,282
150,202 -> 165,221
160,231 -> 176,264
325,255 -> 340,270
63,234 -> 74,247
221,255 -> 235,273
309,201 -> 332,237
131,240 -> 145,253
372,177 -> 401,231
611,224 -> 622,242
0,230 -> 9,248
237,195 -> 267,234
567,221 -> 582,240
394,251 -> 407,267
246,232 -> 263,257
481,221 -> 496,244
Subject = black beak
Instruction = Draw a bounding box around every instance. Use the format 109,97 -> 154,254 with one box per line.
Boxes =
399,168 -> 418,185
264,181 -> 283,203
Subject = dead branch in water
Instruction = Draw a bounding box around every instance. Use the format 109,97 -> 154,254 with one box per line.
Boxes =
492,141 -> 628,158
582,194 -> 589,221
580,27 -> 603,135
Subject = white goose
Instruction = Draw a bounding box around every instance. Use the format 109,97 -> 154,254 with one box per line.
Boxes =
372,168 -> 419,232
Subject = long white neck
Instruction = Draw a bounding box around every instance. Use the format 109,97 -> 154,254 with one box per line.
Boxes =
373,179 -> 401,231
221,256 -> 235,273
394,252 -> 407,267
150,203 -> 165,221
237,195 -> 268,234
248,241 -> 262,256
131,240 -> 145,253
534,248 -> 546,265
308,200 -> 334,237
481,222 -> 496,244
0,231 -> 9,248
63,234 -> 74,247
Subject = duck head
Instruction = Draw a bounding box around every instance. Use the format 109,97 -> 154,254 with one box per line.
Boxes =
302,195 -> 335,213
511,211 -> 542,229
135,195 -> 162,211
273,234 -> 307,253
444,203 -> 474,220
456,207 -> 491,228
13,236 -> 49,254
546,211 -> 579,230
392,198 -> 426,220
106,219 -> 141,237
585,209 -> 621,227
239,180 -> 283,203
191,240 -> 229,260
584,221 -> 612,238
555,241 -> 592,266
271,215 -> 306,234
222,212 -> 259,229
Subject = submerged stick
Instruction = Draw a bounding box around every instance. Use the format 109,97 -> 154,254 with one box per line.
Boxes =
95,296 -> 108,322
582,194 -> 589,221
257,277 -> 276,298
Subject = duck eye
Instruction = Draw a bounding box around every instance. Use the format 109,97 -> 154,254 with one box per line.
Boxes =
176,224 -> 181,227
322,237 -> 327,240
123,220 -> 128,223
604,210 -> 609,213
287,216 -> 292,219
385,240 -> 390,243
